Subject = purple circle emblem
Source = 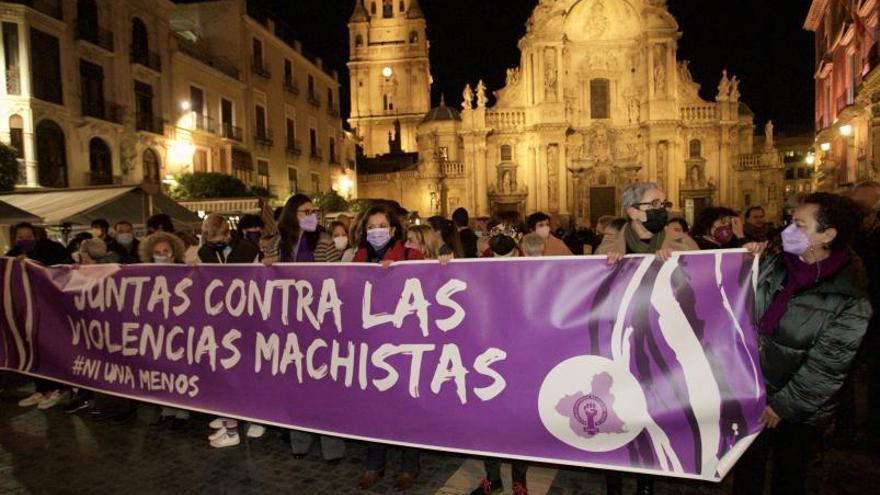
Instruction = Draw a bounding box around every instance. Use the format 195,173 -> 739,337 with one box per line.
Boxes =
573,394 -> 608,437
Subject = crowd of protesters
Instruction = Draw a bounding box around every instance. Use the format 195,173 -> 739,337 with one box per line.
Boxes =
4,179 -> 879,495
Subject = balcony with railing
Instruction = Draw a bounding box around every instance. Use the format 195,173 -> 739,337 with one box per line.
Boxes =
85,171 -> 121,186
255,128 -> 274,147
192,113 -> 216,134
284,77 -> 299,95
486,110 -> 526,127
130,45 -> 162,72
75,23 -> 114,53
251,58 -> 271,79
307,92 -> 321,108
220,123 -> 242,141
6,0 -> 63,20
82,100 -> 125,124
135,113 -> 164,135
442,161 -> 465,177
286,138 -> 302,156
735,152 -> 781,171
309,147 -> 323,162
680,104 -> 718,121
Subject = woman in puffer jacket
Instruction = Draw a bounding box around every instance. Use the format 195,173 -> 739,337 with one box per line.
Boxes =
734,193 -> 872,495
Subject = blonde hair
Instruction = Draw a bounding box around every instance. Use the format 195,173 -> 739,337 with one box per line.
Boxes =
201,213 -> 230,240
520,233 -> 546,257
407,224 -> 440,259
139,232 -> 186,263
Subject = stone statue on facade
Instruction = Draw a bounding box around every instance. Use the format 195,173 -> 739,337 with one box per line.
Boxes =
628,98 -> 641,124
462,84 -> 473,110
503,170 -> 514,193
544,48 -> 558,101
729,75 -> 741,102
506,68 -> 520,86
653,46 -> 666,97
678,60 -> 693,84
716,69 -> 730,102
591,125 -> 613,164
764,120 -> 774,150
476,80 -> 488,108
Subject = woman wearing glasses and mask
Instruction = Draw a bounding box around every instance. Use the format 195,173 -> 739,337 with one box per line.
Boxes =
597,182 -> 698,262
264,194 -> 322,263
596,182 -> 697,495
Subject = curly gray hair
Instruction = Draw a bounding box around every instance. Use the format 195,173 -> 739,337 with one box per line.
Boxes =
620,182 -> 661,215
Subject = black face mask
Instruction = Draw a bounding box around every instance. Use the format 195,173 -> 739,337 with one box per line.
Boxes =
208,241 -> 228,251
643,208 -> 668,234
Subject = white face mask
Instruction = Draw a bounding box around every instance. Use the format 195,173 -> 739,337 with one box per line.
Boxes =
153,254 -> 169,264
536,225 -> 551,239
333,236 -> 348,251
115,233 -> 134,246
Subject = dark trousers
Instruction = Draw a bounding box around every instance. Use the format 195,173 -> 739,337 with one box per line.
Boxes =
732,422 -> 822,495
365,443 -> 420,474
484,458 -> 528,487
35,378 -> 59,393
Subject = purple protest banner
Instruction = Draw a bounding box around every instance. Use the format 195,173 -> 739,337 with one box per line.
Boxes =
0,251 -> 764,481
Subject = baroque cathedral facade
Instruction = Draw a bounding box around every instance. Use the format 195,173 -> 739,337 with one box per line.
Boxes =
349,0 -> 784,226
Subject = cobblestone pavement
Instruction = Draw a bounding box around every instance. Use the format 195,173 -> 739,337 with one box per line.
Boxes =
0,377 -> 877,495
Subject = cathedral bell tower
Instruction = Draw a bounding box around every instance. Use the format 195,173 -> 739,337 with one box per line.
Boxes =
347,0 -> 432,157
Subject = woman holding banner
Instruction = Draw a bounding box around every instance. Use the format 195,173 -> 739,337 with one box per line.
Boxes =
733,193 -> 871,495
353,204 -> 423,490
139,231 -> 192,430
264,196 -> 348,462
196,214 -> 267,448
598,182 -> 698,495
597,182 -> 698,262
264,194 -> 322,264
9,222 -> 71,411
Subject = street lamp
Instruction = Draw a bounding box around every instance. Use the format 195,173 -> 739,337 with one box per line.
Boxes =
820,142 -> 831,152
382,67 -> 393,78
180,100 -> 191,111
805,154 -> 815,165
839,124 -> 853,137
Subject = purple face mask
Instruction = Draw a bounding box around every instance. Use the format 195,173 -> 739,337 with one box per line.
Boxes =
300,214 -> 318,233
713,225 -> 734,246
366,228 -> 392,250
781,223 -> 810,256
16,239 -> 36,253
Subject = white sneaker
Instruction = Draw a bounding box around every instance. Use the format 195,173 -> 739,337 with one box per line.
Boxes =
36,390 -> 63,410
209,427 -> 228,442
210,431 -> 240,448
18,392 -> 44,407
246,424 -> 266,438
209,418 -> 225,429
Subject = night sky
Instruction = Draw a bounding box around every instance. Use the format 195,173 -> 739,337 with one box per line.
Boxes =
256,0 -> 815,136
